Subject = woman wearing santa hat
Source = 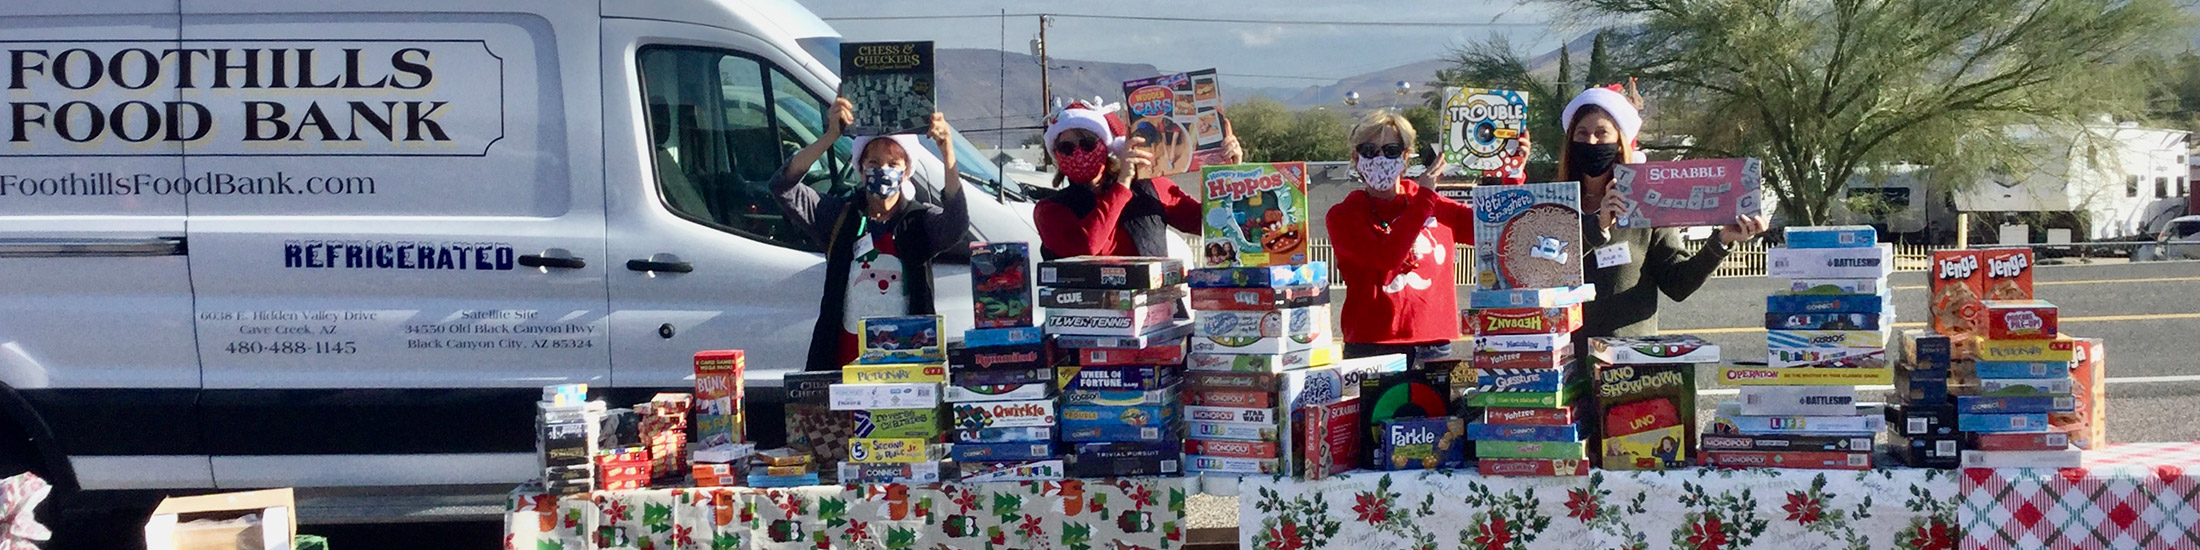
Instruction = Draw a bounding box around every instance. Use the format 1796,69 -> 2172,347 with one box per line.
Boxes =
1032,100 -> 1208,260
773,97 -> 969,372
1559,87 -> 1767,341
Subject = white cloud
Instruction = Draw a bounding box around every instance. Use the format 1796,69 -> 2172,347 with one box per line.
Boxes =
1235,25 -> 1285,47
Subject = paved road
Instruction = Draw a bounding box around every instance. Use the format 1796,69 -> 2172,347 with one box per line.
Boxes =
269,260 -> 2200,547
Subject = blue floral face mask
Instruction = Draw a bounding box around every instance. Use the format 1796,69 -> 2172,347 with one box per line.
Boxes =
864,166 -> 905,197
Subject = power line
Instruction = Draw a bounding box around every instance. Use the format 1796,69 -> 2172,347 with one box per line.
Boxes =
823,12 -> 1545,28
1218,72 -> 1344,82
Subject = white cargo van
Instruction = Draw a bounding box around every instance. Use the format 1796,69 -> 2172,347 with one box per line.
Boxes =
0,0 -> 1037,507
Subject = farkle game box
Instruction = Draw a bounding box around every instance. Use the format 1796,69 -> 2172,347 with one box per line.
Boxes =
1199,162 -> 1310,268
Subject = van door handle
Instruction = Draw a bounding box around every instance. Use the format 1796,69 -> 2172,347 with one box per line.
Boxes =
626,259 -> 694,273
517,255 -> 586,269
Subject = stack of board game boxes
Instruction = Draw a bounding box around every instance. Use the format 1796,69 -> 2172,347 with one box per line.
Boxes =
1038,256 -> 1193,479
688,350 -> 754,486
1182,262 -> 1332,477
535,383 -> 603,495
1590,335 -> 1716,471
950,242 -> 1065,483
1920,248 -> 2104,468
829,315 -> 951,485
1463,181 -> 1599,477
1711,226 -> 1892,471
1888,330 -> 1961,468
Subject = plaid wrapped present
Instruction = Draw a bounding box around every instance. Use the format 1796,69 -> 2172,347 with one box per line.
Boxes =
1960,442 -> 2200,550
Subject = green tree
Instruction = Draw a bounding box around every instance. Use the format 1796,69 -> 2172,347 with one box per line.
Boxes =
1586,30 -> 1615,87
1542,0 -> 2187,225
1225,97 -> 1353,163
1557,43 -> 1575,95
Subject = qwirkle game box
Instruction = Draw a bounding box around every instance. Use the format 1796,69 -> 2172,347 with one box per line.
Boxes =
839,41 -> 934,135
1199,162 -> 1310,268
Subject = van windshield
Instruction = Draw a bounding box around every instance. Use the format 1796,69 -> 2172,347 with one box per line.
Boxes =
795,36 -> 1017,201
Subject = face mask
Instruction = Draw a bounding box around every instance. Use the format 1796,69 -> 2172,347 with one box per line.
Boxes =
863,166 -> 905,197
1569,141 -> 1621,178
1057,146 -> 1110,184
1356,155 -> 1405,192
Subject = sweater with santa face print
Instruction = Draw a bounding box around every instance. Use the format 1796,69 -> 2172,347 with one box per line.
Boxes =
1324,179 -> 1475,345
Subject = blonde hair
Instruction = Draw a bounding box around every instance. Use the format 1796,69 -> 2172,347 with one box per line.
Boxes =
1349,110 -> 1416,153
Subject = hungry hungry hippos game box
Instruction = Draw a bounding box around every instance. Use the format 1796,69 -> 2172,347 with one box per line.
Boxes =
1199,162 -> 1310,268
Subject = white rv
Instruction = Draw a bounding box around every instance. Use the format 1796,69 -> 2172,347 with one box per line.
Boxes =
1954,123 -> 2191,244
0,0 -> 1038,517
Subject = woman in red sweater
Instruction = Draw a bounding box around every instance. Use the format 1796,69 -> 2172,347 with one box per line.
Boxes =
1325,111 -> 1477,363
1033,101 -> 1207,259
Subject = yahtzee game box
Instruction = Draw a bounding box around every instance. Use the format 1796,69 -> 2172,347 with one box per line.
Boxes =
1200,162 -> 1310,268
839,41 -> 935,135
1439,87 -> 1529,180
1471,182 -> 1585,290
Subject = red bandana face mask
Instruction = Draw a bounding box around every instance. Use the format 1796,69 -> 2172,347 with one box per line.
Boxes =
1057,146 -> 1110,184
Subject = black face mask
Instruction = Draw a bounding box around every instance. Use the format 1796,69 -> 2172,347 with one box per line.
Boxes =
1569,141 -> 1621,178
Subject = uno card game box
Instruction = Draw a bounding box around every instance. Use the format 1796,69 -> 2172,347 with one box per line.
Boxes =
1983,299 -> 2059,340
693,350 -> 745,448
1199,162 -> 1311,268
1037,285 -> 1186,310
970,242 -> 1033,328
857,316 -> 945,364
1595,363 -> 1694,470
946,381 -> 1055,403
1471,182 -> 1585,290
1784,225 -> 1877,248
1588,335 -> 1721,364
1374,416 -> 1467,470
1186,263 -> 1325,289
1609,158 -> 1765,228
1466,305 -> 1584,335
1766,244 -> 1893,279
1037,256 -> 1185,290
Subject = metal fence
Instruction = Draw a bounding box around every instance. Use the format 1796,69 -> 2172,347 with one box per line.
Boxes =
1306,238 -> 1940,283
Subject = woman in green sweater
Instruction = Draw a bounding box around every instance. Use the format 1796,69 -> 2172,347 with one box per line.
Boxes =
1557,87 -> 1768,339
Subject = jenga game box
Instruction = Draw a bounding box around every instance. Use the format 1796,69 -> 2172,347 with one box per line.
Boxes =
693,350 -> 746,448
1594,362 -> 1693,471
2060,338 -> 2107,450
1930,249 -> 2034,353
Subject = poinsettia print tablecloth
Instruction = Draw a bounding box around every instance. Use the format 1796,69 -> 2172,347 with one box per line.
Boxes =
506,477 -> 1197,550
1239,468 -> 1961,550
1959,442 -> 2200,550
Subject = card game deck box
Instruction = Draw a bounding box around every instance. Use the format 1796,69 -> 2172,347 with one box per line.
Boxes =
693,350 -> 745,448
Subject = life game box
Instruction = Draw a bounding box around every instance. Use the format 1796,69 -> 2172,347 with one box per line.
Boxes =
1199,162 -> 1311,268
1609,158 -> 1764,228
1471,182 -> 1585,290
969,242 -> 1033,328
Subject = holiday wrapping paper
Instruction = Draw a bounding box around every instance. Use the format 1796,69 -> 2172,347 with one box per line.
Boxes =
1241,468 -> 1959,550
508,478 -> 1196,550
1958,442 -> 2200,550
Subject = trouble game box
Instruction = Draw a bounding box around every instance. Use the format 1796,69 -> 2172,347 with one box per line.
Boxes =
1199,162 -> 1311,268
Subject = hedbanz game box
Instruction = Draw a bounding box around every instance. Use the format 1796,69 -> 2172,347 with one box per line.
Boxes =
1199,163 -> 1310,268
1609,158 -> 1765,228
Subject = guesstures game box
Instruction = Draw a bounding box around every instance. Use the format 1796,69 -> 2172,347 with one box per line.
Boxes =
1471,182 -> 1584,290
1199,162 -> 1310,268
838,41 -> 934,135
1609,158 -> 1764,228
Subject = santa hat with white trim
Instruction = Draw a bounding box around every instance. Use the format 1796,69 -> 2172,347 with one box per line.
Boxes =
1043,98 -> 1131,157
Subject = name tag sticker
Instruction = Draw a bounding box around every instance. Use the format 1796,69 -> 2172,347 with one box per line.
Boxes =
1595,242 -> 1633,269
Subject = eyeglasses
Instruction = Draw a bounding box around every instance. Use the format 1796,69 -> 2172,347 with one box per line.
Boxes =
1054,137 -> 1101,157
1355,142 -> 1405,159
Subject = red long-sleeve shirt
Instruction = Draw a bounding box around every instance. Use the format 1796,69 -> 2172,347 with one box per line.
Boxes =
1324,179 -> 1476,345
1035,176 -> 1202,258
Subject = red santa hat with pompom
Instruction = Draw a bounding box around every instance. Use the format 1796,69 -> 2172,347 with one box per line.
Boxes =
1043,98 -> 1130,158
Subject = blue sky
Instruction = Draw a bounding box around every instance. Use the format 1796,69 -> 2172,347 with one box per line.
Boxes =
795,0 -> 1572,89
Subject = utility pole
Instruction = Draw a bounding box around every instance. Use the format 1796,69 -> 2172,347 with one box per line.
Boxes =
1038,14 -> 1052,120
